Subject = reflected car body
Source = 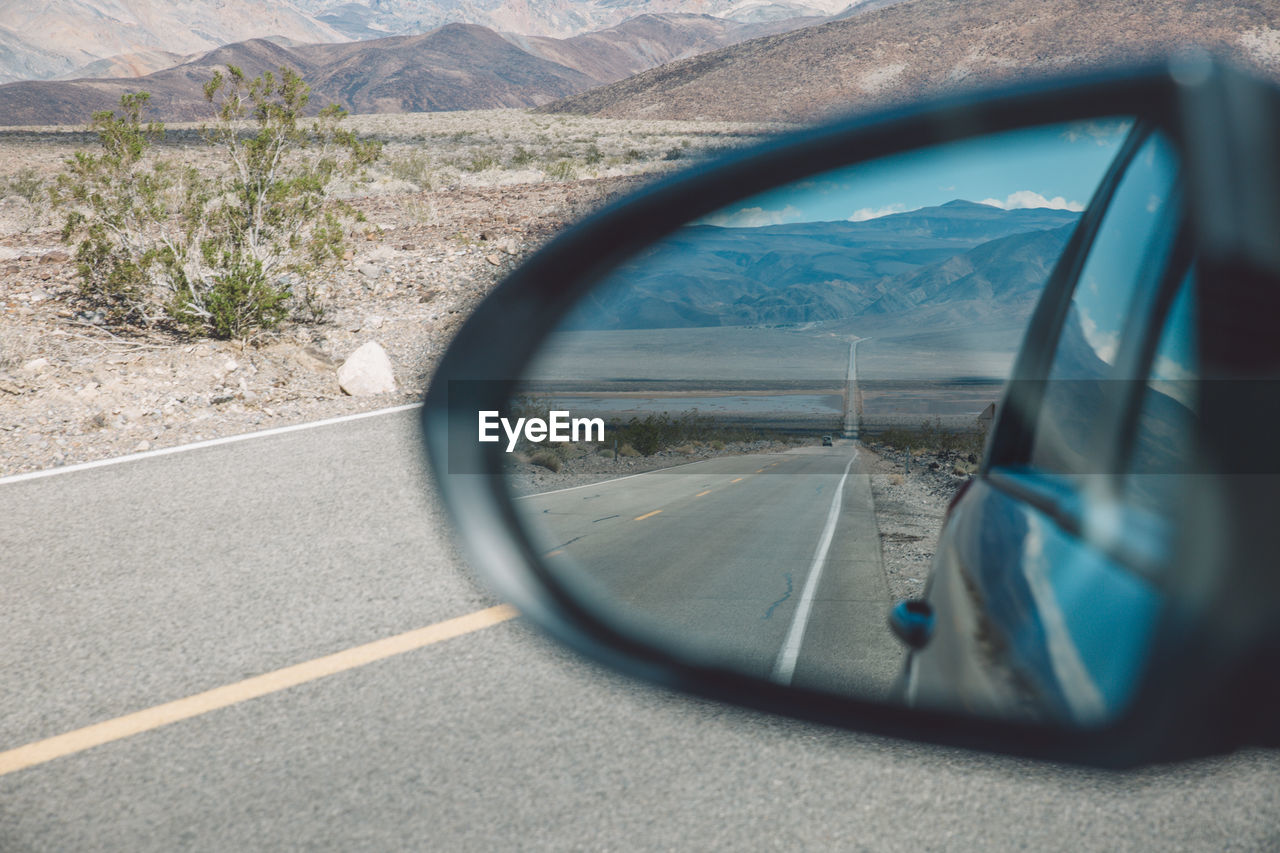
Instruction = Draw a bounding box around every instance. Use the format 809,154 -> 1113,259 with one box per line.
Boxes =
901,122 -> 1195,725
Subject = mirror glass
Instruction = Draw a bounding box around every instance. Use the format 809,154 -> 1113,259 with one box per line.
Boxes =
492,119 -> 1178,727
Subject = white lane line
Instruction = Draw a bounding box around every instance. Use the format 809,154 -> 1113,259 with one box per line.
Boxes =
0,403 -> 423,487
771,449 -> 859,685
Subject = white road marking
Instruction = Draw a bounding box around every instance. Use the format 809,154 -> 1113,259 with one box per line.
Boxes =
0,403 -> 423,487
771,449 -> 859,685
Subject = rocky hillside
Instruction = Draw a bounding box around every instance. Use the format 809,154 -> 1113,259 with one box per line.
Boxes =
0,0 -> 347,83
298,0 -> 853,40
541,0 -> 1280,121
505,13 -> 823,84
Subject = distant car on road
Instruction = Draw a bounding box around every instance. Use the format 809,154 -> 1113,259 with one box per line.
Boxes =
822,434 -> 833,446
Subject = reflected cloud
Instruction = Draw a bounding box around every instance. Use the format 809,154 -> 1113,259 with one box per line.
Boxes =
1061,119 -> 1134,145
980,190 -> 1084,212
848,203 -> 909,221
701,204 -> 805,227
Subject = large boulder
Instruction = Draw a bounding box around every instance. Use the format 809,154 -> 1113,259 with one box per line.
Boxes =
337,341 -> 396,396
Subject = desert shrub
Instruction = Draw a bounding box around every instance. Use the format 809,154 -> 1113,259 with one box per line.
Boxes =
529,449 -> 562,472
583,142 -> 603,165
877,417 -> 985,457
617,443 -> 640,457
509,146 -> 534,167
465,153 -> 497,172
545,159 -> 576,181
53,67 -> 381,339
710,440 -> 726,451
613,410 -> 769,456
3,167 -> 44,203
387,151 -> 432,188
662,147 -> 683,161
622,148 -> 643,163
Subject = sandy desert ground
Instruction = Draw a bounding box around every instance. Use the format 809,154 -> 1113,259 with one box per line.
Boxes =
0,109 -> 784,478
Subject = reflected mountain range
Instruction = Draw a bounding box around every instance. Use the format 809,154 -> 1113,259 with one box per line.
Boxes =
570,200 -> 1079,331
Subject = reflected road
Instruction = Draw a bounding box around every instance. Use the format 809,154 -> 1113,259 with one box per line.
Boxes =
518,440 -> 903,698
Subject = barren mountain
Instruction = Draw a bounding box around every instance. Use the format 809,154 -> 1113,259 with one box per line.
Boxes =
505,12 -> 823,84
541,0 -> 1280,122
0,9 -> 832,126
0,24 -> 602,126
297,0 -> 854,40
570,201 -> 1078,329
0,0 -> 348,84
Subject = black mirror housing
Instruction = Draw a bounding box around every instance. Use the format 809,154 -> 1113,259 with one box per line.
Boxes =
421,56 -> 1280,768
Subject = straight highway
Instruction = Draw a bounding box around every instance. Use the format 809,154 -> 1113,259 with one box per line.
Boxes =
1,407 -> 1276,850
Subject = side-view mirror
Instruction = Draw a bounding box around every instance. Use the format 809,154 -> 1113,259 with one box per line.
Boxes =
421,55 -> 1280,768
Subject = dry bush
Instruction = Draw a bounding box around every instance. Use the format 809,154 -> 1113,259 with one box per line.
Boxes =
529,449 -> 562,472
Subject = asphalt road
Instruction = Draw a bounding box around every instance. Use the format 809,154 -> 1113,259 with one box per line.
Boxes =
519,443 -> 902,698
2,407 -> 1278,851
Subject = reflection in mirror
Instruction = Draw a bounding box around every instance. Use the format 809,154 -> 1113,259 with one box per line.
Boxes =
496,119 -> 1158,726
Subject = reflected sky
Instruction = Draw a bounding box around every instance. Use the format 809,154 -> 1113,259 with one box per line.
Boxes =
699,120 -> 1131,228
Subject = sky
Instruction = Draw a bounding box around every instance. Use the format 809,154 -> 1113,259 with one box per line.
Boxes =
701,119 -> 1134,228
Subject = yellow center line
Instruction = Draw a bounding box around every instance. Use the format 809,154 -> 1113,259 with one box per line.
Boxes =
695,490 -> 712,497
730,477 -> 745,483
544,549 -> 565,557
755,468 -> 766,473
634,510 -> 663,521
0,604 -> 518,778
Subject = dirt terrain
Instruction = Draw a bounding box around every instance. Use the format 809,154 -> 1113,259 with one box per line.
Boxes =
0,109 -> 781,478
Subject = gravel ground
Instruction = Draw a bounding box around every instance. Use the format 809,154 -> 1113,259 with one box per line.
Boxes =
861,442 -> 976,601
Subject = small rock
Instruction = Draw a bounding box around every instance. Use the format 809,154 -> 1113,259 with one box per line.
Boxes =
358,263 -> 380,278
20,357 -> 50,374
134,440 -> 151,452
363,315 -> 384,330
337,341 -> 396,396
39,250 -> 70,264
485,254 -> 501,266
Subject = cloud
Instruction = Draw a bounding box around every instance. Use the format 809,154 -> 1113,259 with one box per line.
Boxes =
701,204 -> 804,228
980,190 -> 1084,212
1061,119 -> 1133,145
848,203 -> 908,222
1079,305 -> 1119,363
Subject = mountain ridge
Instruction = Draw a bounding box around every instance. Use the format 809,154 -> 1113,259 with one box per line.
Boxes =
570,201 -> 1080,330
540,0 -> 1280,121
